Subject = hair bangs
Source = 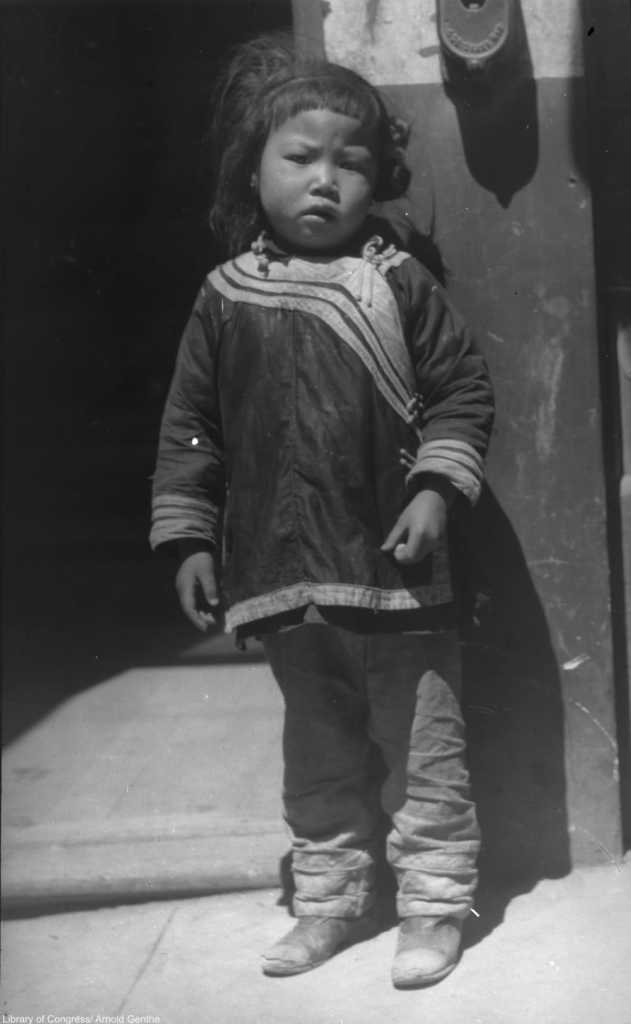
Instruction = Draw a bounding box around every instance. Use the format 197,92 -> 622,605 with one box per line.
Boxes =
268,72 -> 383,136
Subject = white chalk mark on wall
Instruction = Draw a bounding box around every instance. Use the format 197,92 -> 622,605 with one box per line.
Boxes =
569,700 -> 620,782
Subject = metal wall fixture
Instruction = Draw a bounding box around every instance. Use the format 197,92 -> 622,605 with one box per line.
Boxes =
437,0 -> 514,71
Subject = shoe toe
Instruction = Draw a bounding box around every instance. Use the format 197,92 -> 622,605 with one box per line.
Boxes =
262,939 -> 315,976
391,947 -> 454,988
391,917 -> 462,989
261,916 -> 371,977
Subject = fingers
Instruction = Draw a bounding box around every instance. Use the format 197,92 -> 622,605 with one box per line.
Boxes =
175,556 -> 219,632
177,579 -> 212,632
383,490 -> 447,565
198,563 -> 220,608
381,518 -> 432,564
381,515 -> 406,553
391,534 -> 431,564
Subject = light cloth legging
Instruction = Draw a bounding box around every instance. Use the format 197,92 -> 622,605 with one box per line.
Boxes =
263,623 -> 480,920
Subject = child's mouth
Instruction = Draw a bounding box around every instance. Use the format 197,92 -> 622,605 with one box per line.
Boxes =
301,206 -> 336,222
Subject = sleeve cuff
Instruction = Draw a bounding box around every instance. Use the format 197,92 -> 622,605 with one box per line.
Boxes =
405,438 -> 485,505
150,493 -> 221,550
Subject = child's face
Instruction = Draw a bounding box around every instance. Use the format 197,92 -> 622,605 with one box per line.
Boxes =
256,108 -> 378,254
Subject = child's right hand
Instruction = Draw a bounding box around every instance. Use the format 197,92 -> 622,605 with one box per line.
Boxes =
175,548 -> 220,632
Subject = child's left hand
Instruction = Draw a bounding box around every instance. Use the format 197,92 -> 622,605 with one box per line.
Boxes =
381,487 -> 452,565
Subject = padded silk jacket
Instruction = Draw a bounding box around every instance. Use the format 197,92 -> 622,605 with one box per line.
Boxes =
150,237 -> 494,632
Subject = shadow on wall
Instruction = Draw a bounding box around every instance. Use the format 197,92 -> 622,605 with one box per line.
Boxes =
414,0 -> 568,933
441,0 -> 539,207
456,487 -> 570,941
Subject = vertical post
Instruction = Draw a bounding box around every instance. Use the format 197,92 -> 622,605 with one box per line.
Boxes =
581,0 -> 631,847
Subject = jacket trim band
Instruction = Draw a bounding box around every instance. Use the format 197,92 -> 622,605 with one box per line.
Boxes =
150,493 -> 220,550
209,254 -> 420,435
224,580 -> 453,631
407,438 -> 484,504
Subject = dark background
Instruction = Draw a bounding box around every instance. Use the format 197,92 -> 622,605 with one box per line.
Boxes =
2,1 -> 291,743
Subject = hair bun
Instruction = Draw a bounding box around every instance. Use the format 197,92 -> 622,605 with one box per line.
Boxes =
388,116 -> 410,150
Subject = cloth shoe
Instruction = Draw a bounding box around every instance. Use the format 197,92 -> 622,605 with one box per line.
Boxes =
391,916 -> 463,988
262,914 -> 377,977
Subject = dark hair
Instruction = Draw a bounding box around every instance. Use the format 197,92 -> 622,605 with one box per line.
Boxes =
208,34 -> 411,256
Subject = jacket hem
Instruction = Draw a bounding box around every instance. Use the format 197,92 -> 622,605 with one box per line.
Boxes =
224,581 -> 453,631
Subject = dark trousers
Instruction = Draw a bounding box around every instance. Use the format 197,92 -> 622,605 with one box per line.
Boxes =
263,623 -> 480,920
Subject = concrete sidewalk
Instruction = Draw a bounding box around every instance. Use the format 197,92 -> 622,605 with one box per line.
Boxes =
2,628 -> 631,1022
2,641 -> 288,912
3,860 -> 631,1024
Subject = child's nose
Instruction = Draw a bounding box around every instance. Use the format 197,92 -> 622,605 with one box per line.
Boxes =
311,161 -> 339,197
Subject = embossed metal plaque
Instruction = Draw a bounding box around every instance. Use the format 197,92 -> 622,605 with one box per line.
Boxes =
437,0 -> 512,69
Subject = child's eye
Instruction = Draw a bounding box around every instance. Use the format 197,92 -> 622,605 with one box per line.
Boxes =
286,153 -> 310,165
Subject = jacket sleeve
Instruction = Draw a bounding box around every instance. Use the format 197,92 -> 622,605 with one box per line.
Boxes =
150,281 -> 225,551
394,259 -> 494,504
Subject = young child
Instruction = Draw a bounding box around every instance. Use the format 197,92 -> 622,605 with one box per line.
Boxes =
150,35 -> 494,989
